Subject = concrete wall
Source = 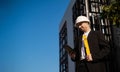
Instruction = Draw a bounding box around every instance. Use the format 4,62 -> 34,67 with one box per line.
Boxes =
59,0 -> 76,72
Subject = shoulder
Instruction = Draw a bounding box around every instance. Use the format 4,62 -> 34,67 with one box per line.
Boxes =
94,30 -> 106,41
89,30 -> 105,39
91,30 -> 104,35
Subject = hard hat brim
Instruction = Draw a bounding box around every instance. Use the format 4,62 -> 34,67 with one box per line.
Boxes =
75,21 -> 90,27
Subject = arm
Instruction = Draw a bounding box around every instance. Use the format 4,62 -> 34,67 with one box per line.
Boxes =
92,31 -> 110,61
63,44 -> 76,60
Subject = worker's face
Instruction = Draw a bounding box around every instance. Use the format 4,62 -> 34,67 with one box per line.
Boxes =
78,22 -> 89,32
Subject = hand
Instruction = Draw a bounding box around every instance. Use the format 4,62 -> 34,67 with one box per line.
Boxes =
63,44 -> 76,59
86,54 -> 93,61
69,51 -> 76,59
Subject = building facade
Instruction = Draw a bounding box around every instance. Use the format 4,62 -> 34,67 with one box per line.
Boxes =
59,1 -> 75,72
59,0 -> 117,72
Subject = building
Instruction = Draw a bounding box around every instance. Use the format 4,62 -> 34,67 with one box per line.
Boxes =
113,27 -> 120,72
59,0 -> 116,72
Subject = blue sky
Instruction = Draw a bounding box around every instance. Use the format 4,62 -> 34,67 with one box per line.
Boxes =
0,0 -> 70,72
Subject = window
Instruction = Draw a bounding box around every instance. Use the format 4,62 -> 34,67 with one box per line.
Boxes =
59,21 -> 68,72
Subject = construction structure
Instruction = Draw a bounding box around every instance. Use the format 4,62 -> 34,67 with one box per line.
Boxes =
59,0 -> 118,72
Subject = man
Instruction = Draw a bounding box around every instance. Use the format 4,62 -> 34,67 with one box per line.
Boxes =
64,16 -> 110,72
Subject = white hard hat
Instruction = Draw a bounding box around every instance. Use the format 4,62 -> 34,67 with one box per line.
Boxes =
75,16 -> 90,27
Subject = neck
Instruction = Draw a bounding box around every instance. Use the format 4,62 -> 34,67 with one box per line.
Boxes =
84,27 -> 91,33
